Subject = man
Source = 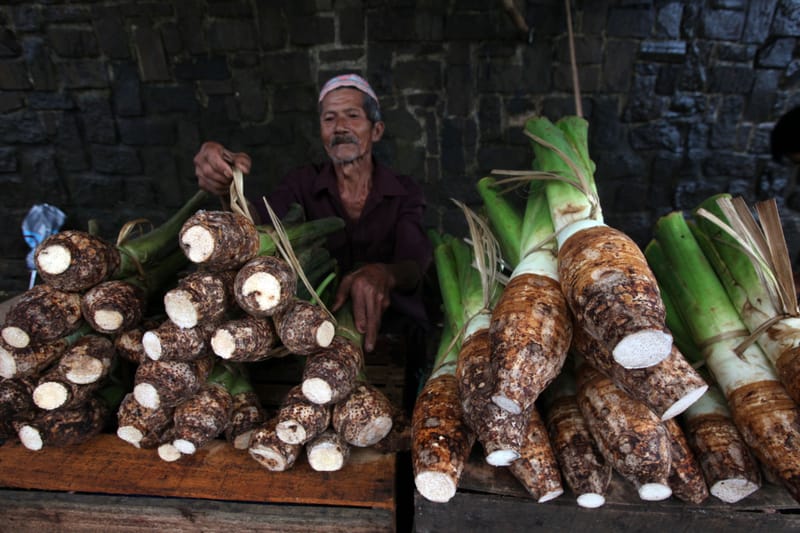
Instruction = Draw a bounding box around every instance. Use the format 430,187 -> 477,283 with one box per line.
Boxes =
193,73 -> 433,361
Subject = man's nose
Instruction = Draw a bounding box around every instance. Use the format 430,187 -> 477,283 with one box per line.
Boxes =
333,115 -> 351,131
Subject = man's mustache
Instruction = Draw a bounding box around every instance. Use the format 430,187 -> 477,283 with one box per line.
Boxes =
330,134 -> 359,147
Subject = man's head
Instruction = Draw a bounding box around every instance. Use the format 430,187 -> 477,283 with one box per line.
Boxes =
318,73 -> 385,165
772,106 -> 800,165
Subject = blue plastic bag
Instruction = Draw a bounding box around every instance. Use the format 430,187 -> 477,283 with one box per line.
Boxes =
22,204 -> 66,289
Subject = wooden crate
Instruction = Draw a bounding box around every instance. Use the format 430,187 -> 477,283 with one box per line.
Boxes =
0,296 -> 408,532
414,450 -> 800,532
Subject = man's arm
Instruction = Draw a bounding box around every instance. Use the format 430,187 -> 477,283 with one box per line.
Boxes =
194,141 -> 252,196
331,259 -> 421,353
334,175 -> 432,352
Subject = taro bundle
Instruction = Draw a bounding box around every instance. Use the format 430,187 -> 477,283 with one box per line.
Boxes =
250,299 -> 399,473
118,201 -> 342,455
541,368 -> 612,508
32,190 -> 209,293
3,190 -> 210,353
13,335 -> 128,451
132,361 -> 261,462
452,201 -> 562,492
647,208 -> 800,503
522,116 -> 673,369
414,225 -> 537,503
476,177 -> 572,417
692,194 -> 800,404
660,284 -> 761,504
0,191 -> 215,451
411,313 -> 474,503
481,119 -> 704,419
461,113 -> 716,504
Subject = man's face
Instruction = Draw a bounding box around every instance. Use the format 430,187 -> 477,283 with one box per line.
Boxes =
319,87 -> 384,165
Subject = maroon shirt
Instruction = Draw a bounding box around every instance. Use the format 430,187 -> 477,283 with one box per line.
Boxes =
252,160 -> 433,326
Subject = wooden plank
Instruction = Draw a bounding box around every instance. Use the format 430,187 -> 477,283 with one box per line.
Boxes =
0,434 -> 396,510
458,450 -> 800,510
0,489 -> 394,533
415,452 -> 800,531
414,490 -> 800,533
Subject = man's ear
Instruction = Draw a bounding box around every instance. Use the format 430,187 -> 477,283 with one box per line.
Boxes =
372,120 -> 385,142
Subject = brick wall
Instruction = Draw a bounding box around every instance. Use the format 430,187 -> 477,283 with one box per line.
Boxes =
0,0 -> 798,295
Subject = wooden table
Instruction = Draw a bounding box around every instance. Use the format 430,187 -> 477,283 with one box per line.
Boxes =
0,434 -> 396,532
414,450 -> 800,533
0,294 -> 407,532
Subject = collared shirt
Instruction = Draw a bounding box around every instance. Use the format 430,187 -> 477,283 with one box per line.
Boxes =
252,160 -> 433,326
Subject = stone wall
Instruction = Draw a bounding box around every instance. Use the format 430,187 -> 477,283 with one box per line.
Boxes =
0,0 -> 798,295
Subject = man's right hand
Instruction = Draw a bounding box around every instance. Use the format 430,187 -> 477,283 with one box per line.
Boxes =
194,141 -> 252,196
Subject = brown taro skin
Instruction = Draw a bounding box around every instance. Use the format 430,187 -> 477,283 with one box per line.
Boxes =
572,328 -> 707,420
412,373 -> 475,502
558,225 -> 666,355
332,382 -> 394,447
179,210 -> 260,271
508,406 -> 564,502
173,383 -> 234,451
211,316 -> 278,362
490,272 -> 572,415
274,299 -> 334,355
234,256 -> 298,317
143,320 -> 210,362
165,269 -> 237,328
35,230 -> 120,292
1,337 -> 71,379
276,384 -> 331,445
683,408 -> 761,502
776,345 -> 800,406
3,285 -> 83,347
225,390 -> 266,448
33,372 -> 100,411
545,391 -> 612,502
32,335 -> 115,410
663,418 -> 709,504
0,377 -> 36,439
19,396 -> 108,448
116,392 -> 175,449
114,326 -> 149,365
249,416 -> 302,472
457,328 -> 527,462
134,356 -> 215,409
81,280 -> 146,334
575,363 -> 671,495
727,380 -> 800,503
302,336 -> 363,405
57,334 -> 115,385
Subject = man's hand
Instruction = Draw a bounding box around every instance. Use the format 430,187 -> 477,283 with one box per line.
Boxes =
332,263 -> 395,353
194,141 -> 252,196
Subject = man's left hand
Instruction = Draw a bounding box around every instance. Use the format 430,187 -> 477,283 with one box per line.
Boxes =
332,263 -> 395,353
